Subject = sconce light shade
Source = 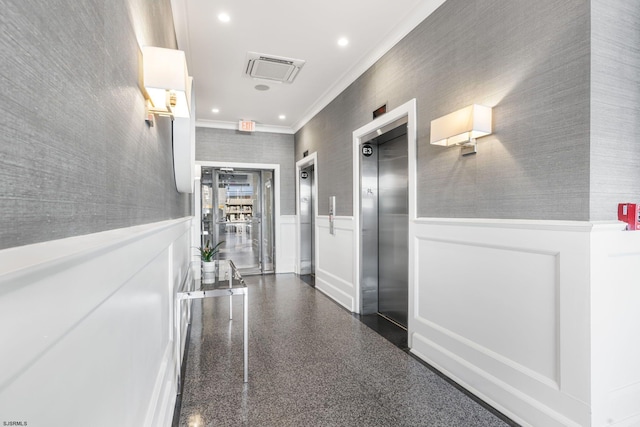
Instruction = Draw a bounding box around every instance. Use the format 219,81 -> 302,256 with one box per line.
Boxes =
173,77 -> 196,193
430,104 -> 492,146
141,46 -> 190,118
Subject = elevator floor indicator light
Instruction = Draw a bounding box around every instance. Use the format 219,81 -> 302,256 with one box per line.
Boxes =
373,104 -> 387,119
362,144 -> 373,157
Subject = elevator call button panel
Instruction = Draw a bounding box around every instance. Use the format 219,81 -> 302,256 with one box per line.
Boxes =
329,196 -> 336,235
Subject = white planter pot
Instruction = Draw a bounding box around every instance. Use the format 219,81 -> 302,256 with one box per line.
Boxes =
202,261 -> 215,273
202,261 -> 215,284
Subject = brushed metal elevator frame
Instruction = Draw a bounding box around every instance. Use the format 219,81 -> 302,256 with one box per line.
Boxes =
352,98 -> 417,347
299,164 -> 315,275
295,152 -> 318,276
360,122 -> 409,327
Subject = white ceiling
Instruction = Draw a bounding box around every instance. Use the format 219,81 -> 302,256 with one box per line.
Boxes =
171,0 -> 446,134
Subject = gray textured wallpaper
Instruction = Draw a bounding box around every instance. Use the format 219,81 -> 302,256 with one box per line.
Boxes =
296,0 -> 595,220
196,128 -> 295,215
590,0 -> 640,220
0,0 -> 191,250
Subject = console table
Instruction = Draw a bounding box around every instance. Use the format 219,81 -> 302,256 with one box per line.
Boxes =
175,259 -> 248,390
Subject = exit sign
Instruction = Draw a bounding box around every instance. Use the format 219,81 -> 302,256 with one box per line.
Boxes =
239,120 -> 255,132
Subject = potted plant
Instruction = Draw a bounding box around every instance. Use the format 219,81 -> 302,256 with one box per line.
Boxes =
196,241 -> 224,273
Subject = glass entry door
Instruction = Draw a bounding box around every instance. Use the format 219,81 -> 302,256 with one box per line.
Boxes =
201,167 -> 274,275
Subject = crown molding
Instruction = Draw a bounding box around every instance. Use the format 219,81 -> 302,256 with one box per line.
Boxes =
291,0 -> 446,133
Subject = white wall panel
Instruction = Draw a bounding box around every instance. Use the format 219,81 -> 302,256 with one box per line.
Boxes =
0,218 -> 192,427
315,216 -> 355,311
277,215 -> 296,273
277,194 -> 638,427
410,218 -> 593,427
310,211 -> 639,427
417,237 -> 559,384
591,227 -> 640,427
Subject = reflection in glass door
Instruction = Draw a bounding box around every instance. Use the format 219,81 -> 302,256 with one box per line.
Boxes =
201,167 -> 274,275
261,170 -> 274,272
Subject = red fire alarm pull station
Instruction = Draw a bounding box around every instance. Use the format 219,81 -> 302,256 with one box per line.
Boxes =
618,203 -> 640,230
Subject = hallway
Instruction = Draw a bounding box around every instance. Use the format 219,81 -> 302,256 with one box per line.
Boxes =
174,274 -> 515,426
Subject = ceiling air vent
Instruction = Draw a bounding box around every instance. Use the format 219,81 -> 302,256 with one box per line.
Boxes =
244,52 -> 305,83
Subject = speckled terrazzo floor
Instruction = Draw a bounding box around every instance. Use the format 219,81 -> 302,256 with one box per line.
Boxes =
175,274 -> 517,427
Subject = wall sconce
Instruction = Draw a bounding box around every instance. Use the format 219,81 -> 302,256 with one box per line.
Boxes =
430,104 -> 492,156
172,76 -> 196,193
141,46 -> 191,124
139,46 -> 196,193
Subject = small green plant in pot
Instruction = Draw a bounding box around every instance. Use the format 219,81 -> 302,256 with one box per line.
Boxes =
198,240 -> 224,262
197,241 -> 224,273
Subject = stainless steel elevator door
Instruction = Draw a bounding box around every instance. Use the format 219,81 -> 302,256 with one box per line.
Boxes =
377,130 -> 408,327
299,165 -> 315,275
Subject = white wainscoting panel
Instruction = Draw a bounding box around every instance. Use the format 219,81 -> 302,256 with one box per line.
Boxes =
410,219 -> 593,427
295,211 -> 637,427
417,238 -> 559,384
0,218 -> 193,427
277,215 -> 296,274
590,225 -> 640,427
315,216 -> 356,311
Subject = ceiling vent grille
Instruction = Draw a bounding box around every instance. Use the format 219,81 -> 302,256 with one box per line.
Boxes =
244,52 -> 305,83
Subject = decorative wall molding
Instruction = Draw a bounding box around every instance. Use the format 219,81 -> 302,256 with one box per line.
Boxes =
409,219 -> 635,427
0,218 -> 192,427
308,212 -> 634,427
278,215 -> 296,273
590,227 -> 640,426
315,216 -> 355,311
413,217 -> 602,232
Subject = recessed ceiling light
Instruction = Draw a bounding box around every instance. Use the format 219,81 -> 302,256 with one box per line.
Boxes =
255,84 -> 270,91
279,115 -> 286,120
338,37 -> 349,47
212,108 -> 220,113
218,12 -> 230,23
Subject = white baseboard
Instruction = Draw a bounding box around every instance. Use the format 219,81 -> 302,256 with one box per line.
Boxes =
315,268 -> 355,311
